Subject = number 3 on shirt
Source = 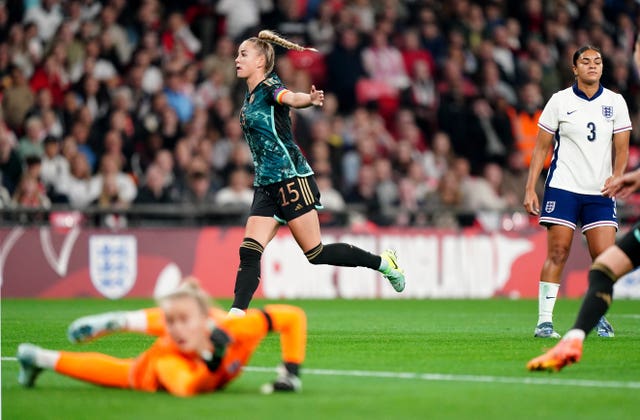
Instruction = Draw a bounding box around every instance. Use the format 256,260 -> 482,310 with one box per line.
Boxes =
586,122 -> 596,141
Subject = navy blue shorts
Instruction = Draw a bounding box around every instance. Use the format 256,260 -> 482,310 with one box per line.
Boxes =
539,187 -> 617,233
250,175 -> 322,223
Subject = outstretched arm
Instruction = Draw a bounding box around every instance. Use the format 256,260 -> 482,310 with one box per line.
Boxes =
68,307 -> 229,343
279,85 -> 324,109
67,309 -> 164,343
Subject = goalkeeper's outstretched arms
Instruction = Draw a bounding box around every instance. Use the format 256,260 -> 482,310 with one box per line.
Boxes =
67,299 -> 227,343
67,306 -> 228,343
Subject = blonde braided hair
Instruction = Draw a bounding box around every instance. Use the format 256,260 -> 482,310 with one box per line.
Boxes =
247,30 -> 317,74
258,30 -> 317,52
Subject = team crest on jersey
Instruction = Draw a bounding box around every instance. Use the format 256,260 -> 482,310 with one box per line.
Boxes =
89,235 -> 137,299
602,105 -> 613,118
545,201 -> 556,213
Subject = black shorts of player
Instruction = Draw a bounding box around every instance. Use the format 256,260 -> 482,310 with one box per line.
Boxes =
616,223 -> 640,268
250,175 -> 322,223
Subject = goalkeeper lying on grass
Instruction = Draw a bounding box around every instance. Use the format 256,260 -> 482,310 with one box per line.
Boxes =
17,279 -> 306,396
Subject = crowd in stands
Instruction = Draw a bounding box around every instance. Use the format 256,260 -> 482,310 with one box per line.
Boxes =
1,0 -> 640,228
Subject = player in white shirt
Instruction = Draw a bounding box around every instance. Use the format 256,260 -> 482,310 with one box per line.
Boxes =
523,45 -> 631,339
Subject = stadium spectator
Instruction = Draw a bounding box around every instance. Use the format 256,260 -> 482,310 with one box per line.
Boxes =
95,154 -> 137,201
325,28 -> 366,114
313,164 -> 346,214
507,83 -> 549,169
345,163 -> 385,222
216,0 -> 272,41
152,149 -> 177,188
69,119 -> 97,171
93,172 -> 130,229
81,37 -> 118,86
131,49 -> 163,96
30,53 -> 69,107
220,142 -> 253,186
23,0 -> 63,44
373,157 -> 400,226
422,131 -> 455,189
18,280 -> 308,396
163,68 -> 195,124
74,74 -> 109,121
98,5 -> 132,66
306,1 -> 337,55
6,23 -> 39,80
401,27 -> 436,80
308,123 -> 343,187
0,126 -> 23,195
40,135 -> 69,200
58,151 -> 96,208
404,59 -> 438,139
0,184 -> 11,209
214,168 -> 254,208
17,116 -> 45,162
194,67 -> 230,111
26,88 -> 56,122
11,173 -> 51,209
424,169 -> 465,229
417,7 -> 447,66
478,60 -> 517,106
53,21 -> 84,72
362,29 -> 410,93
100,129 -> 131,173
201,36 -> 239,91
395,161 -> 430,227
348,0 -> 375,33
180,156 -> 217,206
468,96 -> 514,170
2,65 -> 35,132
162,12 -> 201,61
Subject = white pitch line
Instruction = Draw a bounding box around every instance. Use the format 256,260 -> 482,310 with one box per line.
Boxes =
245,366 -> 640,389
3,357 -> 638,389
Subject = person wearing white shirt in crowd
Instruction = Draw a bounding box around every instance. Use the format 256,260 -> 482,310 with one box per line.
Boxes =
214,168 -> 254,208
58,152 -> 96,208
23,0 -> 63,43
40,136 -> 69,195
216,0 -> 273,40
523,45 -> 631,339
91,154 -> 137,206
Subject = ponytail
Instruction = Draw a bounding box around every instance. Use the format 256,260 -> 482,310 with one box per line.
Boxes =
258,30 -> 318,52
247,30 -> 317,75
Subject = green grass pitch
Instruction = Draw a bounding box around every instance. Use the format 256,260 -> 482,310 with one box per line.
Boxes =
2,298 -> 639,419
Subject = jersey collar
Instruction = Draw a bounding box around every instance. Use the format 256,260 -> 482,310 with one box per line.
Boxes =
572,83 -> 603,101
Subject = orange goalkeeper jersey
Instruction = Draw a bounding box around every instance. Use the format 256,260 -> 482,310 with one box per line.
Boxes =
129,305 -> 305,396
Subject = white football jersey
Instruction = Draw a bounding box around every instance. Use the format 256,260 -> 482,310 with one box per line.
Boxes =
537,84 -> 632,195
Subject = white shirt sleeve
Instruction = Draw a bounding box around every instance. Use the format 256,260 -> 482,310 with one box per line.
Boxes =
537,93 -> 559,134
613,93 -> 632,133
